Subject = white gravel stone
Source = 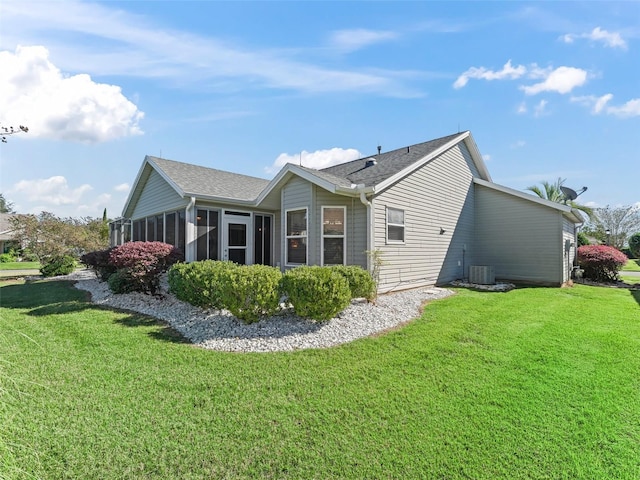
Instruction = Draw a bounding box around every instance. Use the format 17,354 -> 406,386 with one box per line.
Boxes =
68,270 -> 454,353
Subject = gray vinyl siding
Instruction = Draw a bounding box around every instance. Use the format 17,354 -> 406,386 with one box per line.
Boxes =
281,177 -> 312,267
131,169 -> 186,219
312,187 -> 367,268
373,143 -> 477,292
475,185 -> 563,285
562,217 -> 577,283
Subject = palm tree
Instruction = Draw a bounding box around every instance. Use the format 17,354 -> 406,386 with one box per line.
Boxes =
526,177 -> 594,220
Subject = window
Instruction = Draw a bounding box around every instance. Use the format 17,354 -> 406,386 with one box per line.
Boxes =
386,207 -> 405,243
165,212 -> 176,246
133,219 -> 145,241
286,208 -> 307,265
322,206 -> 345,265
196,209 -> 219,261
254,214 -> 272,266
146,216 -> 156,241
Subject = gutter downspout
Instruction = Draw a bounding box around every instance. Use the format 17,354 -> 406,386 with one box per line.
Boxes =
357,185 -> 373,273
186,196 -> 196,262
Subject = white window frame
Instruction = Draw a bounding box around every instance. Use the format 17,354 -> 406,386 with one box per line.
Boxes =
285,207 -> 308,266
386,206 -> 405,244
321,206 -> 346,266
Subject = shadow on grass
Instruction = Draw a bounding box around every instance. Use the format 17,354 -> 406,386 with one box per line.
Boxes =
0,280 -> 192,345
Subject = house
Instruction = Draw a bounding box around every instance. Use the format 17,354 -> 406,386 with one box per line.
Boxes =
116,131 -> 583,291
0,213 -> 19,254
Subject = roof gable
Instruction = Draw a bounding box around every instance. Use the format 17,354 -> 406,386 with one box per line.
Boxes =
320,131 -> 490,189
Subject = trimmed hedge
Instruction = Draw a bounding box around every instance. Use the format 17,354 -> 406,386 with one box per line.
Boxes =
629,232 -> 640,259
221,264 -> 283,323
40,255 -> 75,277
282,266 -> 351,320
80,248 -> 117,280
577,245 -> 628,282
168,260 -> 238,310
109,241 -> 183,294
330,265 -> 376,301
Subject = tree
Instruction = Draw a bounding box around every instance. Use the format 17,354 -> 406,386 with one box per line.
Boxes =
584,205 -> 640,250
526,177 -> 594,220
629,232 -> 640,259
9,212 -> 110,262
100,208 -> 109,242
1,124 -> 29,143
0,193 -> 15,213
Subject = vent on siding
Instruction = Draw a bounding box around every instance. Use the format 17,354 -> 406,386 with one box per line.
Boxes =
469,266 -> 495,285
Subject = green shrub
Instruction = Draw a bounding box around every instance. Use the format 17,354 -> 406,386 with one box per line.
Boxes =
168,260 -> 238,309
577,231 -> 590,247
330,265 -> 376,300
282,266 -> 351,321
0,253 -> 15,263
107,269 -> 135,294
39,255 -> 76,277
629,232 -> 640,259
220,264 -> 283,323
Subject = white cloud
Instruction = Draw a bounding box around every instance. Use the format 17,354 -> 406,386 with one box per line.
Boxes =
482,154 -> 491,162
330,29 -> 397,53
9,176 -> 92,206
571,94 -> 640,118
265,148 -> 362,175
453,60 -> 526,89
561,27 -> 627,49
114,183 -> 130,192
516,102 -> 527,114
534,99 -> 549,117
511,140 -> 526,148
0,46 -> 144,143
77,193 -> 112,215
520,66 -> 587,95
0,1 -> 422,98
606,98 -> 640,118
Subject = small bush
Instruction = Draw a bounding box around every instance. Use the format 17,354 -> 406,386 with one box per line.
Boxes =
330,265 -> 376,301
577,245 -> 628,282
80,248 -> 117,280
168,260 -> 237,309
109,241 -> 183,294
577,231 -> 590,247
0,253 -> 15,263
40,255 -> 76,277
220,264 -> 283,323
629,232 -> 640,259
107,269 -> 135,294
282,266 -> 351,321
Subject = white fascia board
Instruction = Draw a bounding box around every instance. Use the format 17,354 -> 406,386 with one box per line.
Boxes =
462,132 -> 492,182
183,193 -> 255,207
474,178 -> 581,221
374,132 -> 470,193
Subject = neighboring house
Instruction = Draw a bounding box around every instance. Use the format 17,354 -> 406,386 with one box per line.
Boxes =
0,213 -> 19,254
117,131 -> 583,291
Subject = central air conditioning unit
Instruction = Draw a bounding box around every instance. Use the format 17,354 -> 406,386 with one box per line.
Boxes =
469,265 -> 495,285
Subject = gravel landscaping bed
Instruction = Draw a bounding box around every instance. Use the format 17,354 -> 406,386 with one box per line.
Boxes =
65,270 -> 454,353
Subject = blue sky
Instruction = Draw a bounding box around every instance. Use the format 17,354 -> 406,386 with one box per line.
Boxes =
1,1 -> 638,219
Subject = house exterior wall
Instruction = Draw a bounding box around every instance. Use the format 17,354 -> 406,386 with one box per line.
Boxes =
372,143 -> 478,292
474,184 -> 564,285
130,169 -> 187,219
312,186 -> 368,268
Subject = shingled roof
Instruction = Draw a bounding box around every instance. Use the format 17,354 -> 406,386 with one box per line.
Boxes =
320,132 -> 464,187
148,156 -> 270,201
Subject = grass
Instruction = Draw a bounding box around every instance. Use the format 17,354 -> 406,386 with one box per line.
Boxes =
1,280 -> 639,479
0,261 -> 40,271
622,258 -> 640,272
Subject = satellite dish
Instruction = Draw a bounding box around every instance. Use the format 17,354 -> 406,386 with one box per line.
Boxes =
560,186 -> 578,201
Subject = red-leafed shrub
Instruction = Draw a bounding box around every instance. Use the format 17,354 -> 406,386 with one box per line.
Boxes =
81,247 -> 117,280
109,241 -> 183,294
577,245 -> 628,283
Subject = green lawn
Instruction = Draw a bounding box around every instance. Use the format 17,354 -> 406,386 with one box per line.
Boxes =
0,261 -> 40,270
1,280 -> 639,479
622,258 -> 640,272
